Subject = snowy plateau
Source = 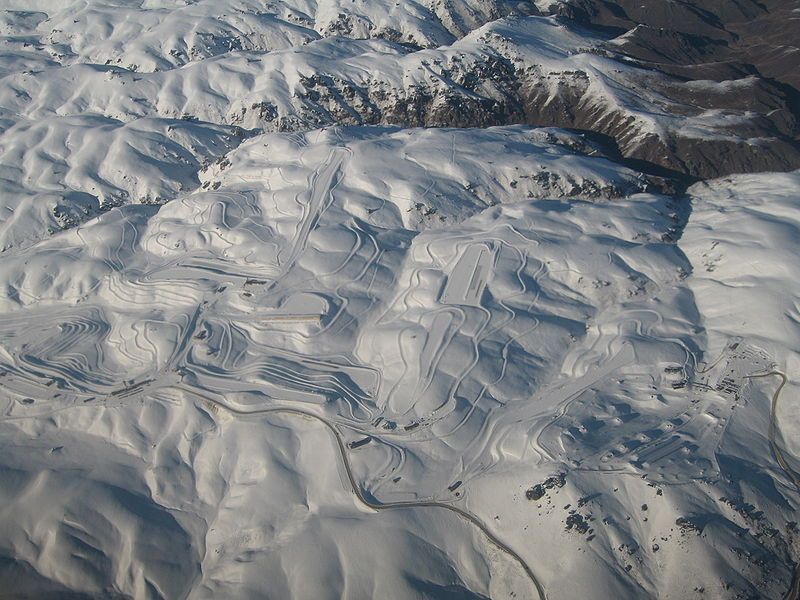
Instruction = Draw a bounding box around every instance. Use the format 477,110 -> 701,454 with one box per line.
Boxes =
0,0 -> 798,599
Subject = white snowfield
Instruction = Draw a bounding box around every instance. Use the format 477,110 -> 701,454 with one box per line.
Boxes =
0,2 -> 798,600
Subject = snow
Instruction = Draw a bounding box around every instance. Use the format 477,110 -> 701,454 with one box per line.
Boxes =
683,173 -> 800,473
0,1 -> 797,599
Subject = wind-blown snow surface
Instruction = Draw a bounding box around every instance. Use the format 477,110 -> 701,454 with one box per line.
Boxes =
0,2 -> 798,600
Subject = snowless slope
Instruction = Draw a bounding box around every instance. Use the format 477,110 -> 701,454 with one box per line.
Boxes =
542,0 -> 800,91
0,1 -> 798,600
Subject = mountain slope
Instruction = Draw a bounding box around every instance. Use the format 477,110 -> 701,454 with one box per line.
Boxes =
0,2 -> 797,599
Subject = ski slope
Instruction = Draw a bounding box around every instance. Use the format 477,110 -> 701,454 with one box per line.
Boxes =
0,2 -> 798,599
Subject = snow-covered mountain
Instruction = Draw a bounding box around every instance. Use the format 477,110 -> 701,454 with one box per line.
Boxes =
0,2 -> 798,599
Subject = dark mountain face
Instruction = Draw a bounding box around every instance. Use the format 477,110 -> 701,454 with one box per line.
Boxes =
546,0 -> 800,91
524,0 -> 800,179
